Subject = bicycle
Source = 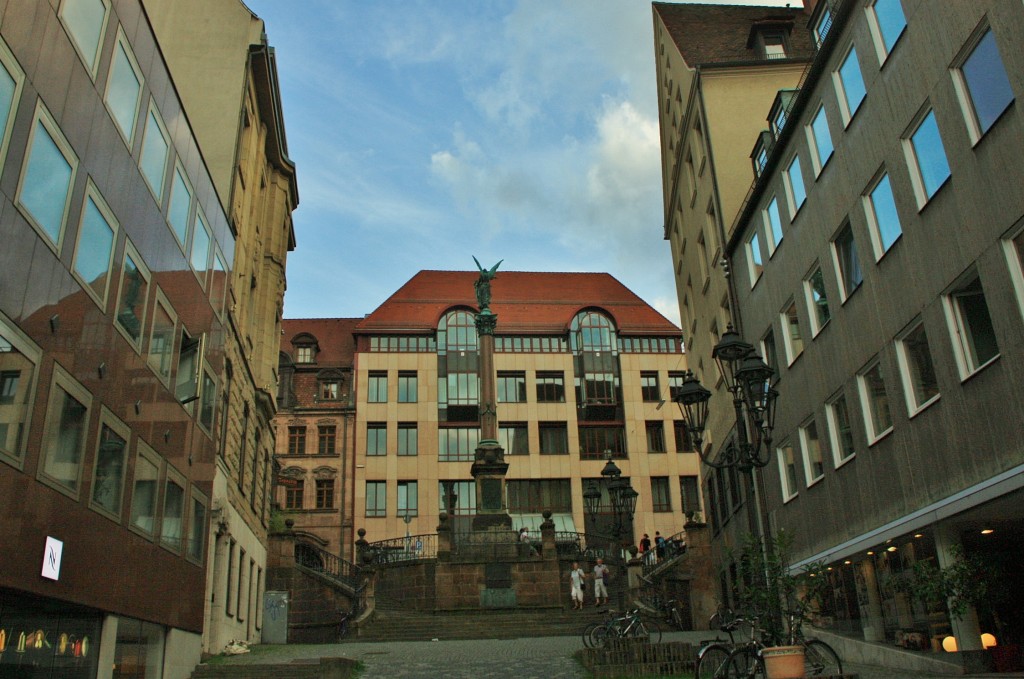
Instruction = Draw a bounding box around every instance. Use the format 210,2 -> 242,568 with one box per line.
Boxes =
725,614 -> 842,678
588,608 -> 662,647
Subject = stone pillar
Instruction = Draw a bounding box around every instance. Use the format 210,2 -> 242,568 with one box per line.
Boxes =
540,510 -> 556,561
471,309 -> 512,531
437,512 -> 452,561
857,558 -> 885,642
683,520 -> 717,630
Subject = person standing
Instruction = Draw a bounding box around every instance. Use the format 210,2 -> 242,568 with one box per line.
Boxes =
593,558 -> 610,606
640,533 -> 653,565
655,531 -> 666,562
569,562 -> 586,610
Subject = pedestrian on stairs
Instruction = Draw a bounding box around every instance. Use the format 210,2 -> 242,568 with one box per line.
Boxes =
593,558 -> 610,606
569,562 -> 586,610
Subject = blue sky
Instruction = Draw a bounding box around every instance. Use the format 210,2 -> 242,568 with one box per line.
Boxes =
243,0 -> 788,325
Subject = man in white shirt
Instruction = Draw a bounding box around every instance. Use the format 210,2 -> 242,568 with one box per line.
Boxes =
593,558 -> 609,606
569,562 -> 586,610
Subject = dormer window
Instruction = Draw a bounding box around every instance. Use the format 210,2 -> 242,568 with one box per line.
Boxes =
768,90 -> 799,138
296,346 -> 313,363
291,332 -> 320,364
748,19 -> 794,61
750,131 -> 774,178
762,33 -> 787,59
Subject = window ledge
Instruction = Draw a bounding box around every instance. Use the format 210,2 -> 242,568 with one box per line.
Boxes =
916,175 -> 952,214
811,317 -> 831,339
970,100 -> 1015,149
907,394 -> 940,420
834,452 -> 856,470
867,427 -> 894,447
782,492 -> 799,504
806,476 -> 824,489
840,281 -> 863,307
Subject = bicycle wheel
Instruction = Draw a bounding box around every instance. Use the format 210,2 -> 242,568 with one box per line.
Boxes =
590,623 -> 611,648
803,639 -> 842,677
639,619 -> 662,644
671,606 -> 686,630
726,647 -> 765,679
582,621 -> 600,648
696,643 -> 732,679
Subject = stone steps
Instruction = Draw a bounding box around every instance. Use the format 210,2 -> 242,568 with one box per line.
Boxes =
190,657 -> 356,679
353,606 -> 603,642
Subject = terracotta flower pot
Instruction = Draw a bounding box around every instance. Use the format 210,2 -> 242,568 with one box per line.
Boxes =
762,645 -> 806,679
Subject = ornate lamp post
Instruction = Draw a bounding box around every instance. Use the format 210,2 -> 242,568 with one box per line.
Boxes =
584,451 -> 638,608
675,325 -> 778,473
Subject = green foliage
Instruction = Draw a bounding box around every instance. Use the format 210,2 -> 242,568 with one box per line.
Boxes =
731,530 -> 828,646
901,544 -> 989,620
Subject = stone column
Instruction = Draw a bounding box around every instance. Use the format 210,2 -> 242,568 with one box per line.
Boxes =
471,309 -> 512,531
857,558 -> 885,642
935,524 -> 982,652
540,510 -> 556,561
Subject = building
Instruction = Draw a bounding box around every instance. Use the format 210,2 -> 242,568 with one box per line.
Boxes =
713,0 -> 1024,662
323,270 -> 702,554
143,0 -> 298,654
275,318 -> 361,562
0,0 -> 239,676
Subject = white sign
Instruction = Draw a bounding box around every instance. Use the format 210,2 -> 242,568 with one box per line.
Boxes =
41,537 -> 63,581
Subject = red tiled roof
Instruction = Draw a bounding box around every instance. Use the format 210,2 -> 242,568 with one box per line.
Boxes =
654,2 -> 815,67
281,318 -> 361,365
353,270 -> 680,335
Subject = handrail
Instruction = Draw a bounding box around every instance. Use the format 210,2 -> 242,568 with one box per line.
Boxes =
362,533 -> 438,564
361,530 -> 622,563
295,542 -> 364,592
641,529 -> 687,578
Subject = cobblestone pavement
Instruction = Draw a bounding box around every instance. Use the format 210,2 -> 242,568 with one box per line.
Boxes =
215,630 -> 1005,678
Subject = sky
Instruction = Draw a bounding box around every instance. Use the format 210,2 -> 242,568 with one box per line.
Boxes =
242,0 -> 790,326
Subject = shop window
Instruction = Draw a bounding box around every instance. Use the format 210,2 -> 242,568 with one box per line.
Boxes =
113,617 -> 165,679
104,28 -> 142,144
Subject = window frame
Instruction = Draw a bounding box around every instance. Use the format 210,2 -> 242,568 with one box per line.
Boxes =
397,480 -> 419,518
895,318 -> 940,416
189,208 -> 213,289
1003,222 -> 1024,322
397,371 -> 418,403
650,477 -> 672,513
826,391 -> 857,468
0,37 -> 26,185
863,170 -> 903,259
866,0 -> 907,66
129,440 -> 162,539
59,0 -> 111,77
186,486 -> 209,564
780,300 -> 804,366
831,222 -> 863,302
645,421 -> 666,454
71,179 -> 120,310
803,265 -> 831,337
113,239 -> 152,352
146,288 -> 177,386
88,405 -> 132,522
535,371 -> 566,403
798,417 -> 826,487
763,196 -> 783,255
942,271 -> 1000,379
538,422 -> 569,455
37,363 -> 93,499
167,162 -> 194,251
366,422 -> 387,456
0,311 -> 43,470
16,101 -> 79,254
496,371 -> 527,403
139,101 -> 171,205
777,439 -> 798,503
367,371 -> 388,403
903,107 -> 951,208
857,358 -> 894,444
397,422 -> 418,456
159,465 -> 187,553
103,26 -> 144,147
783,154 -> 806,219
952,24 -> 1015,145
315,478 -> 335,510
834,44 -> 867,125
806,104 -> 834,177
365,480 -> 386,518
745,230 -> 764,288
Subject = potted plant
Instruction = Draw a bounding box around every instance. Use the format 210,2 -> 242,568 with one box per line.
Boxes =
733,531 -> 828,679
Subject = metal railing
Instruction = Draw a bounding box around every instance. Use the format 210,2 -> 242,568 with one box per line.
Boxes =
362,533 -> 438,565
640,529 -> 688,579
294,542 -> 365,593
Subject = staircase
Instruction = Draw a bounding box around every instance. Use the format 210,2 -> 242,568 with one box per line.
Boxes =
191,657 -> 356,679
354,603 -> 599,642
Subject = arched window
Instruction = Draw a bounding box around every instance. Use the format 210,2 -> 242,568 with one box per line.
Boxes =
438,310 -> 477,352
571,311 -> 615,352
437,309 -> 479,421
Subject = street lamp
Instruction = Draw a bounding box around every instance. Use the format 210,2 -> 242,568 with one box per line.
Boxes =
584,451 -> 638,608
675,325 -> 778,473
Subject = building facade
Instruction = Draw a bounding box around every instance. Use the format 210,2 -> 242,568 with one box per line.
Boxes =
0,0 -> 238,676
332,270 -> 702,555
143,0 -> 299,655
274,318 -> 361,562
721,0 -> 1024,658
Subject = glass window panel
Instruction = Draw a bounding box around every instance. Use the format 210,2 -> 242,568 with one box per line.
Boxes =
368,372 -> 387,403
367,423 -> 387,456
188,494 -> 206,561
961,29 -> 1014,135
190,212 -> 211,279
397,372 -> 417,403
950,276 -> 999,372
130,451 -> 159,534
397,424 -> 417,456
90,422 -> 127,515
828,394 -> 856,464
867,173 -> 901,254
834,224 -> 862,298
909,110 -> 950,200
42,385 -> 88,491
160,478 -> 184,550
140,110 -> 169,200
539,423 -> 568,455
397,481 -> 418,516
814,6 -> 832,47
73,193 -> 116,303
871,0 -> 906,56
168,167 -> 192,245
105,37 -> 142,141
747,232 -> 763,284
810,105 -> 834,171
366,481 -> 386,517
765,197 -> 783,251
778,441 -> 798,499
861,362 -> 893,439
60,0 -> 107,71
782,302 -> 803,364
801,420 -> 825,483
116,250 -> 149,345
20,118 -> 74,244
806,267 -> 830,332
498,424 -> 528,455
147,298 -> 174,382
899,322 -> 939,410
0,324 -> 39,463
786,155 -> 806,213
838,46 -> 866,119
0,56 -> 17,142
199,369 -> 216,431
316,479 -> 334,509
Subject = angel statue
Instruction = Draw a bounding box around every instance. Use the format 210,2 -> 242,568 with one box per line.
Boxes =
472,257 -> 502,310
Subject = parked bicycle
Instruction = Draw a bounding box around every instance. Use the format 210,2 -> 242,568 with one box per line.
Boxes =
582,608 -> 662,648
695,609 -> 841,679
